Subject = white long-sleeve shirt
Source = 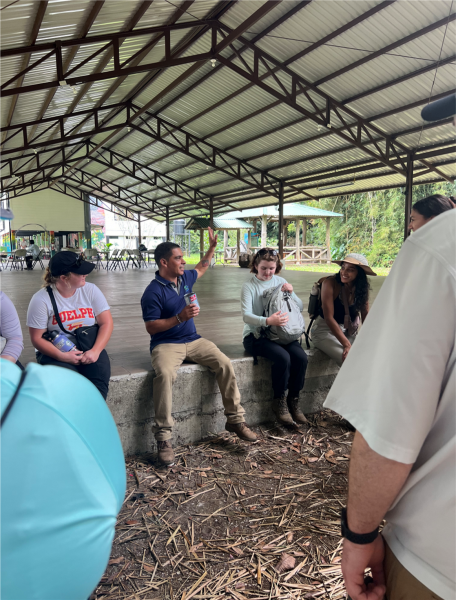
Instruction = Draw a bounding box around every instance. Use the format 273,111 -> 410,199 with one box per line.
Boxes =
0,292 -> 24,362
241,274 -> 303,340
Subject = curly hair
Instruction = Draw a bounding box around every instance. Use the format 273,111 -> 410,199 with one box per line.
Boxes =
335,267 -> 371,313
250,249 -> 283,274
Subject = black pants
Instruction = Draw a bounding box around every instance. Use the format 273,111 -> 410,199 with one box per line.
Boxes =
243,334 -> 308,398
36,350 -> 111,400
25,256 -> 33,269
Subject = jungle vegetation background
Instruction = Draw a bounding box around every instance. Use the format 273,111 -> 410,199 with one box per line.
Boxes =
188,182 -> 455,268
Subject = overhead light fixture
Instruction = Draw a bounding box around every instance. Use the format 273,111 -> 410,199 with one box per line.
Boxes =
211,59 -> 216,68
319,181 -> 354,191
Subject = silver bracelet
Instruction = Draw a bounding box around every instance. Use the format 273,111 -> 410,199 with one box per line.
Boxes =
176,314 -> 182,324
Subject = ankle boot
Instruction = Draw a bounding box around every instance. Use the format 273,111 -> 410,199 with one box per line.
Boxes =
156,440 -> 175,466
272,393 -> 294,425
287,396 -> 308,424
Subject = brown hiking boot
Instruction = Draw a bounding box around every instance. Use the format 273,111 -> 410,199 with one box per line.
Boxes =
225,422 -> 258,442
287,396 -> 308,424
272,393 -> 294,425
156,440 -> 175,466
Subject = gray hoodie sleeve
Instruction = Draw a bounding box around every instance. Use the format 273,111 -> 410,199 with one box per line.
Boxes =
0,292 -> 24,362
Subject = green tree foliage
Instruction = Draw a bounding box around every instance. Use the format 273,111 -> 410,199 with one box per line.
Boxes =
183,183 -> 454,268
303,182 -> 455,267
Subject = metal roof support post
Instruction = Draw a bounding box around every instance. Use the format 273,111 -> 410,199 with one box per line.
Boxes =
296,219 -> 301,265
209,197 -> 214,229
138,215 -> 141,250
326,217 -> 331,264
278,181 -> 284,259
404,153 -> 414,241
166,207 -> 170,241
200,229 -> 204,260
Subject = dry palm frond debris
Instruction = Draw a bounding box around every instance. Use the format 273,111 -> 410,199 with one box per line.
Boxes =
92,410 -> 354,600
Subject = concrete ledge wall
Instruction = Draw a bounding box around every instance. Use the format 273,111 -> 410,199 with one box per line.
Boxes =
107,349 -> 339,456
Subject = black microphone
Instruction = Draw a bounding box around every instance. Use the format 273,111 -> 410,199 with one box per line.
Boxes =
421,93 -> 456,122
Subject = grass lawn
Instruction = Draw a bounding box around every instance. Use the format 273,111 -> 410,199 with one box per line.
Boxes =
185,253 -> 390,276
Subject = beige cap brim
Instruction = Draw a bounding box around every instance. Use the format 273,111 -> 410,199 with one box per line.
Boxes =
332,257 -> 377,276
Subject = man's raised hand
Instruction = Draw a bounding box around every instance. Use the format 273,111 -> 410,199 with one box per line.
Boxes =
208,227 -> 218,249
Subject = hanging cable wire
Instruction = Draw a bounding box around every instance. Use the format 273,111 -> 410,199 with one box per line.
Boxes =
418,0 -> 454,146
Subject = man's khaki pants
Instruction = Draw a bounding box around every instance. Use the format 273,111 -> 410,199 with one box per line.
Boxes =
385,543 -> 443,600
151,338 -> 245,441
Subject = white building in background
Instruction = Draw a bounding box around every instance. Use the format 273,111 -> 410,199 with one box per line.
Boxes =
105,211 -> 166,249
90,203 -> 166,249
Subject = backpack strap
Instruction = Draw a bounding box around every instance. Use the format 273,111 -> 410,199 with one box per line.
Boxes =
305,319 -> 314,349
46,286 -> 70,335
1,370 -> 27,428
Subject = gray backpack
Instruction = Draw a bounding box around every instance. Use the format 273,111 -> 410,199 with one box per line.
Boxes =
256,284 -> 305,345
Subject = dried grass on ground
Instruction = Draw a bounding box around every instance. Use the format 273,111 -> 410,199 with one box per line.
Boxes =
93,410 -> 354,600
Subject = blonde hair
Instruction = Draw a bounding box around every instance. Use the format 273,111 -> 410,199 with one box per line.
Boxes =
250,249 -> 283,275
42,267 -> 70,288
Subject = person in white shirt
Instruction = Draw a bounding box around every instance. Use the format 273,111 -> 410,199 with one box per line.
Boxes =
408,194 -> 454,232
27,252 -> 113,399
241,248 -> 308,425
25,238 -> 40,270
325,209 -> 456,600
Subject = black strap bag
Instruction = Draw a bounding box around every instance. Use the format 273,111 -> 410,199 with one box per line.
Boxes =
46,286 -> 99,352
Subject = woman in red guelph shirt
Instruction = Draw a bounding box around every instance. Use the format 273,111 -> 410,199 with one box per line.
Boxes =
27,252 -> 113,400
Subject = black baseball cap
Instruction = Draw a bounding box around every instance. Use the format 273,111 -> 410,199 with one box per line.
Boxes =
49,251 -> 95,277
421,93 -> 456,122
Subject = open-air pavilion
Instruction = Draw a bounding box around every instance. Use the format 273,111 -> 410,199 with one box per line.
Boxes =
1,3 -> 455,596
1,0 -> 455,419
220,203 -> 343,263
1,0 -> 455,427
1,0 -> 454,254
185,215 -> 253,264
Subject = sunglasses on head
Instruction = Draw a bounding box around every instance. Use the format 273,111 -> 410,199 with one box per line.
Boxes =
257,248 -> 278,256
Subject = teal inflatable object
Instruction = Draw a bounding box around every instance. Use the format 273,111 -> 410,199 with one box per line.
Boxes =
1,360 -> 126,600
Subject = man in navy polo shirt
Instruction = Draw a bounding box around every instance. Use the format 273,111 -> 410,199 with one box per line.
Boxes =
141,228 -> 257,466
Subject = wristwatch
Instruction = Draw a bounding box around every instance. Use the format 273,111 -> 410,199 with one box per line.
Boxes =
341,508 -> 379,545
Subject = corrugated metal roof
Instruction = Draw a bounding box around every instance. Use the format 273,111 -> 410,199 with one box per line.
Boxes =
1,0 -> 455,223
221,204 -> 343,219
186,217 -> 252,230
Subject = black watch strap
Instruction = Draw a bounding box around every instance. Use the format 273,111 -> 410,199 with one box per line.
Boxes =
341,508 -> 379,545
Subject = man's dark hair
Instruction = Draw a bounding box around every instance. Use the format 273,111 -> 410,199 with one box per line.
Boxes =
412,195 -> 454,219
29,238 -> 34,244
154,242 -> 180,267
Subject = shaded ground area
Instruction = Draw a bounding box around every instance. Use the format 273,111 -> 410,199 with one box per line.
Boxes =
94,410 -> 353,600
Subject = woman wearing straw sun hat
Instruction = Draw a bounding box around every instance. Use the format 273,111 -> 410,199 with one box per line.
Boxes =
311,253 -> 376,366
